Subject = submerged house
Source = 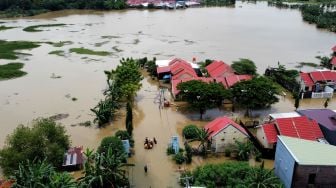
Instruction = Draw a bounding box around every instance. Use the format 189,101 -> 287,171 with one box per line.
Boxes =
275,136 -> 336,188
156,58 -> 199,80
62,146 -> 84,170
205,116 -> 249,153
299,70 -> 336,98
298,109 -> 336,145
256,116 -> 326,149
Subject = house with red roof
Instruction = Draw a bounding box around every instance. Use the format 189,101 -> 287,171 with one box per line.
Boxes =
205,60 -> 234,78
299,70 -> 336,98
156,58 -> 198,80
205,116 -> 249,153
256,116 -> 326,149
332,45 -> 336,53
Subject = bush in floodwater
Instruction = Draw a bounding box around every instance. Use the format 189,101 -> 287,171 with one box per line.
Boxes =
173,152 -> 185,165
182,124 -> 199,140
23,24 -> 67,32
166,145 -> 175,155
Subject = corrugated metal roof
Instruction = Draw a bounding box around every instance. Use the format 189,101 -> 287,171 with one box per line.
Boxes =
262,123 -> 278,144
269,112 -> 301,119
300,72 -> 314,86
225,74 -> 252,87
298,109 -> 336,131
205,61 -> 234,78
278,136 -> 336,166
156,66 -> 170,74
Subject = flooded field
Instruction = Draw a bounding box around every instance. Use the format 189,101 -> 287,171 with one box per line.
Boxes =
0,1 -> 336,186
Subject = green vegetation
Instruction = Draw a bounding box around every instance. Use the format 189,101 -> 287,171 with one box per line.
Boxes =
48,50 -> 65,56
0,63 -> 27,80
0,0 -> 127,17
12,159 -> 77,188
301,5 -> 336,32
177,80 -> 232,119
52,41 -> 73,47
201,0 -> 236,6
295,62 -> 318,68
0,40 -> 40,60
182,124 -> 199,139
70,48 -> 110,56
233,140 -> 260,161
181,162 -> 283,188
79,147 -> 133,187
0,118 -> 70,176
265,63 -> 300,93
0,25 -> 15,31
115,130 -> 134,147
232,76 -> 280,116
23,24 -> 67,32
316,55 -> 332,69
173,152 -> 185,164
126,102 -> 133,136
231,58 -> 257,75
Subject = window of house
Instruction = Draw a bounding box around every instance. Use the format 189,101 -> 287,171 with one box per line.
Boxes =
308,174 -> 316,185
305,86 -> 309,91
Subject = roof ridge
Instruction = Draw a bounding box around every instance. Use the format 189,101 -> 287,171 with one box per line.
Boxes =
291,118 -> 301,139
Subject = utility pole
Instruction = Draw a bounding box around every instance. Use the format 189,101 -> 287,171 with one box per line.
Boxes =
180,176 -> 192,188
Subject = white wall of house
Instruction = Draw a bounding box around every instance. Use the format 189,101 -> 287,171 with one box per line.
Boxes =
211,125 -> 248,153
256,127 -> 274,149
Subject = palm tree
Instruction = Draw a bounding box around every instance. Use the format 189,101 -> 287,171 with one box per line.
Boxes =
234,140 -> 259,161
79,147 -> 134,188
49,172 -> 77,188
189,128 -> 213,156
247,161 -> 283,188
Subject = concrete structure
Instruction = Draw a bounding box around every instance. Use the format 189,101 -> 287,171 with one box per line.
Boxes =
298,109 -> 336,145
256,116 -> 325,149
275,136 -> 336,188
205,116 -> 249,153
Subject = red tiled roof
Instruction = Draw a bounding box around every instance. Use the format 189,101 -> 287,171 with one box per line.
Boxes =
300,72 -> 315,86
331,57 -> 336,65
275,116 -> 324,141
206,60 -> 234,78
205,116 -> 248,139
332,45 -> 336,52
309,71 -> 336,82
170,61 -> 195,75
225,74 -> 252,88
157,66 -> 170,74
262,123 -> 278,144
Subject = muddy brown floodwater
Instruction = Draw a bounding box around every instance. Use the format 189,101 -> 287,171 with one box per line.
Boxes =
0,1 -> 336,186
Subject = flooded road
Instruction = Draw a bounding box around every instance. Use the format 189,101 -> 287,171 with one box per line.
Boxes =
0,1 -> 336,186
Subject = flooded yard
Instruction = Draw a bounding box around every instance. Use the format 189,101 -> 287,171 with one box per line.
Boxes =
0,1 -> 335,186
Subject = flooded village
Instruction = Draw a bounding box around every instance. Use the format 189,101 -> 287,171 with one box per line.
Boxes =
0,1 -> 336,187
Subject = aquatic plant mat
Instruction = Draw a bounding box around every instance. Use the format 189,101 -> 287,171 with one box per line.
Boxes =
0,63 -> 27,80
70,48 -> 110,56
0,40 -> 40,60
23,24 -> 66,32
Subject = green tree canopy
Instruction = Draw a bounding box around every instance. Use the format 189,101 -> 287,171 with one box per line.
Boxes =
182,124 -> 199,139
97,136 -> 126,159
231,76 -> 280,111
231,58 -> 257,75
181,162 -> 283,188
0,118 -> 70,176
177,80 -> 232,119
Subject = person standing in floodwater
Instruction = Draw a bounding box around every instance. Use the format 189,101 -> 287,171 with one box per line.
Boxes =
153,137 -> 157,144
144,164 -> 148,173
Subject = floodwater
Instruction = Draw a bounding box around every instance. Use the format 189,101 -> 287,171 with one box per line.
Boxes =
0,1 -> 336,186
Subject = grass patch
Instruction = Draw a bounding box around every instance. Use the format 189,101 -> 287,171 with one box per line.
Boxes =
23,24 -> 66,32
101,35 -> 120,39
52,41 -> 73,47
49,50 -> 65,56
295,62 -> 318,68
0,40 -> 40,60
112,46 -> 123,52
70,48 -> 110,56
95,41 -> 109,47
0,25 -> 16,31
0,63 -> 27,80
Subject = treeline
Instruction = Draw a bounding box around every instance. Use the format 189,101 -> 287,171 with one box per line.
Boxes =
268,1 -> 336,32
0,0 -> 126,16
301,5 -> 336,32
201,0 -> 236,6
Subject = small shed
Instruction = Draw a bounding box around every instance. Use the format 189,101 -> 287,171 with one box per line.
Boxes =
62,146 -> 83,170
205,116 -> 249,153
275,136 -> 336,188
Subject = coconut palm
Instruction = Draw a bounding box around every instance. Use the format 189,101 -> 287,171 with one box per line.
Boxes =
189,128 -> 213,156
234,140 -> 259,161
